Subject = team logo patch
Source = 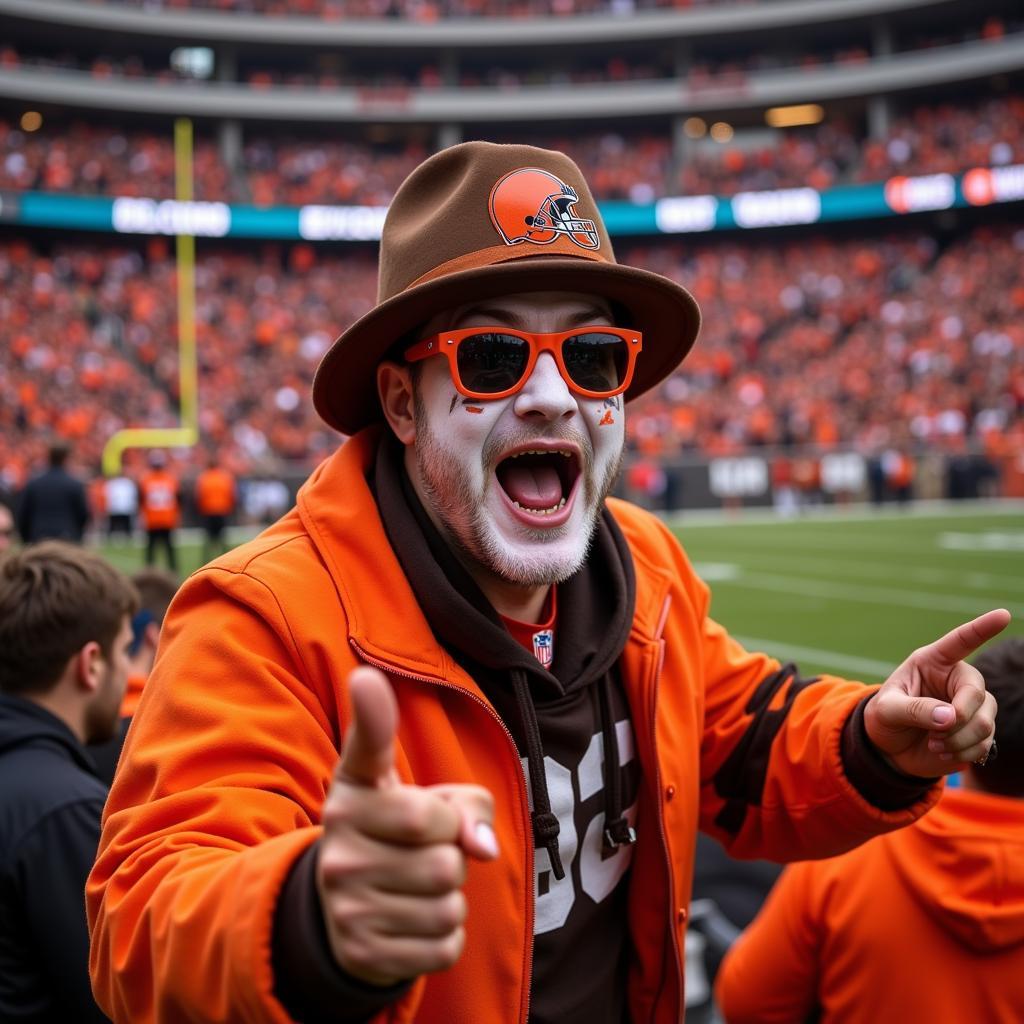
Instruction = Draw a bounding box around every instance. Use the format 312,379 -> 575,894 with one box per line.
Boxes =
532,629 -> 554,667
489,167 -> 601,250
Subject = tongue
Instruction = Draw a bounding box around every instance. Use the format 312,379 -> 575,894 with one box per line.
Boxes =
501,463 -> 563,510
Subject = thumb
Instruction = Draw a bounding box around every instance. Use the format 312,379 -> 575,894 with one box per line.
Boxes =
881,690 -> 957,731
337,666 -> 399,787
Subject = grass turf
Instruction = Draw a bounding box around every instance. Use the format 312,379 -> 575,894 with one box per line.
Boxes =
98,502 -> 1023,682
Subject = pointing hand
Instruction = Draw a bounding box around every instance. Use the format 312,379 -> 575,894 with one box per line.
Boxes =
317,667 -> 498,986
864,608 -> 1010,777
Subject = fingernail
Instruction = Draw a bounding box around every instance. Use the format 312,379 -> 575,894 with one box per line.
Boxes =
932,707 -> 954,725
475,821 -> 499,858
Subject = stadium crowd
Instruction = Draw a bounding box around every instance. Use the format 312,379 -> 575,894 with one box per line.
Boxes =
1,93 -> 1021,206
1,222 -> 1021,494
56,0 -> 845,18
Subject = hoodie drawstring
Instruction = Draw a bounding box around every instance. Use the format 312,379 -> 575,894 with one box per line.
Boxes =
512,668 -> 565,880
513,667 -> 637,881
598,669 -> 637,852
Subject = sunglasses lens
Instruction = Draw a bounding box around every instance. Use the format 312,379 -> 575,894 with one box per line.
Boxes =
457,333 -> 530,394
563,332 -> 630,394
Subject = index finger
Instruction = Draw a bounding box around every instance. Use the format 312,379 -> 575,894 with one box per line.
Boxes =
925,608 -> 1011,666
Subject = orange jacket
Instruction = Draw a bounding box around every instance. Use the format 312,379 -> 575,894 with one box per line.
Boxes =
87,427 -> 939,1024
138,470 -> 180,531
716,787 -> 1024,1023
195,467 -> 236,517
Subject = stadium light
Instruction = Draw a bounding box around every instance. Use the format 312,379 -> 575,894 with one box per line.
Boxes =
20,111 -> 42,132
765,104 -> 825,129
170,47 -> 215,80
710,122 -> 734,143
683,117 -> 707,139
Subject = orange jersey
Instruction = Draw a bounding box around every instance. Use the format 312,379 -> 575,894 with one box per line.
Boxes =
717,787 -> 1024,1023
195,467 -> 236,517
138,470 -> 180,531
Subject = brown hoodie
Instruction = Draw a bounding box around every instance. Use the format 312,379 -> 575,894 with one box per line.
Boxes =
717,786 -> 1024,1023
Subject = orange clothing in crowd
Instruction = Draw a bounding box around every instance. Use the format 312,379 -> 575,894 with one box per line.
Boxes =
194,467 -> 236,517
119,673 -> 148,720
716,787 -> 1024,1023
138,470 -> 180,531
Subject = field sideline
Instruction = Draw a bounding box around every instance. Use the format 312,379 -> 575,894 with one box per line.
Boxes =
98,501 -> 1024,681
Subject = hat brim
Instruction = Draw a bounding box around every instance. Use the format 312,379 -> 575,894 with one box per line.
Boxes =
313,255 -> 701,436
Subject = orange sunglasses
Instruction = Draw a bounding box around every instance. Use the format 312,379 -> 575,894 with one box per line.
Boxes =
404,326 -> 642,401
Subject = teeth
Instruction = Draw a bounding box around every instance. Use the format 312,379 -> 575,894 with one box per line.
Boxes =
509,449 -> 572,459
512,498 -> 567,515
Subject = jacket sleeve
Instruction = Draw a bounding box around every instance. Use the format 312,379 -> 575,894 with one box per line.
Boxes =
630,509 -> 942,861
714,862 -> 823,1024
86,562 -> 418,1024
17,798 -> 111,1023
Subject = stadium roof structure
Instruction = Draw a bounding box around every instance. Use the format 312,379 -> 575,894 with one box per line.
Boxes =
0,0 -> 975,47
1,33 -> 1021,122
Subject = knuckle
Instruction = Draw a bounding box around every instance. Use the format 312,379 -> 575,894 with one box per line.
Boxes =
318,846 -> 363,887
433,927 -> 466,970
428,844 -> 465,890
435,890 -> 467,931
398,798 -> 435,842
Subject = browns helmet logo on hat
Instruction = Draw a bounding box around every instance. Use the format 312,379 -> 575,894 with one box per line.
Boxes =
312,141 -> 701,437
489,167 -> 601,250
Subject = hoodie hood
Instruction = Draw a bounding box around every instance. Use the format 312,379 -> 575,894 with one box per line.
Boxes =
886,787 -> 1024,952
0,693 -> 97,774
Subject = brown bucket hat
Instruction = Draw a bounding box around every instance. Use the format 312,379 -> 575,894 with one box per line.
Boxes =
313,140 -> 701,435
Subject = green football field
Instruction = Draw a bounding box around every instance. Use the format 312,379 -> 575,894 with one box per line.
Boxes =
100,501 -> 1024,682
666,502 -> 1024,681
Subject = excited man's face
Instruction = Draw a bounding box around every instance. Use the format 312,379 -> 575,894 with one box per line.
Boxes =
400,291 -> 627,591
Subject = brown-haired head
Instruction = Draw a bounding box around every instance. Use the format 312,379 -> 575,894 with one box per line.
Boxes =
969,636 -> 1024,797
0,541 -> 139,696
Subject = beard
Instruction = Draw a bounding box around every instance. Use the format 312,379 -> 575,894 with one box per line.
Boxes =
411,395 -> 623,588
84,662 -> 124,745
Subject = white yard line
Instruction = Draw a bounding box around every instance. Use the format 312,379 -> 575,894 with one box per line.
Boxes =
699,554 -> 1024,593
732,635 -> 895,679
721,572 -> 1024,618
662,498 -> 1024,529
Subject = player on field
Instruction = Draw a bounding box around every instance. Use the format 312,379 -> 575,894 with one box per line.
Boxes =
88,142 -> 1007,1024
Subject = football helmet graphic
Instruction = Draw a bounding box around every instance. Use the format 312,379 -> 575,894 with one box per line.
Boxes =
489,167 -> 601,250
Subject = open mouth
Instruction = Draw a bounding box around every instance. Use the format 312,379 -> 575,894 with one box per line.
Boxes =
495,446 -> 580,517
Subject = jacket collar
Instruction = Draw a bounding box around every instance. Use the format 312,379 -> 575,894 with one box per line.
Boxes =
297,428 -> 671,685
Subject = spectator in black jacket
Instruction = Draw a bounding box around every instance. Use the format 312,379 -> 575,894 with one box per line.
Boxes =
0,541 -> 138,1022
16,442 -> 90,544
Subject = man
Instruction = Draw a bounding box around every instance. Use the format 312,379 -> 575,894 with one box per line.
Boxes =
138,450 -> 180,573
193,452 -> 237,564
0,542 -> 137,1022
104,471 -> 139,545
16,441 -> 89,544
716,636 -> 1024,1023
88,143 -> 1006,1024
88,566 -> 180,786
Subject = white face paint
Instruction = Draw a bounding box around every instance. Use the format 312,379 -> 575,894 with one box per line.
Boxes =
408,292 -> 626,591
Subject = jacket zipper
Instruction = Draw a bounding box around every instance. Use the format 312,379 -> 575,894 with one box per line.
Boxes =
644,595 -> 684,1022
349,639 -> 536,1024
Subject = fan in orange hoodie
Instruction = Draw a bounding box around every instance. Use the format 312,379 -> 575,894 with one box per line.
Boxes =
716,636 -> 1024,1024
